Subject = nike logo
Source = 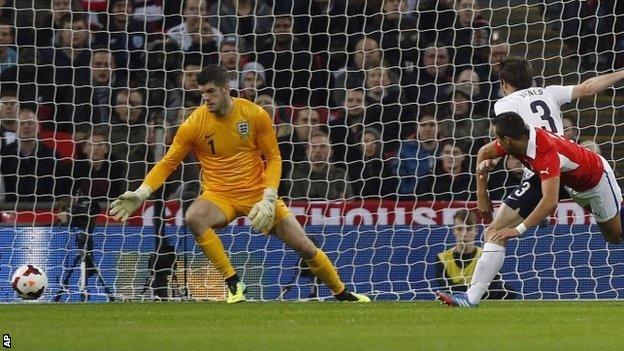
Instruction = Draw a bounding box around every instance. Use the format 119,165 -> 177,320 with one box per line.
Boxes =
540,167 -> 550,175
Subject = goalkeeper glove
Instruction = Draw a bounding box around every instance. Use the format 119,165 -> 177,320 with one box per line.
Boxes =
248,188 -> 277,232
109,185 -> 153,222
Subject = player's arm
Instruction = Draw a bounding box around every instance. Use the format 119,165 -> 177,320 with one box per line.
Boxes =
476,141 -> 506,219
493,176 -> 560,241
520,175 -> 560,229
109,121 -> 195,222
248,108 -> 282,232
142,122 -> 194,191
571,70 -> 624,100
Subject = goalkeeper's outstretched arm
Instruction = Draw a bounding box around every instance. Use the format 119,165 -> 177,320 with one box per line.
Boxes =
109,122 -> 194,222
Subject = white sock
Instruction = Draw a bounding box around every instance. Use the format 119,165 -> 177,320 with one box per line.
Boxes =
466,243 -> 506,304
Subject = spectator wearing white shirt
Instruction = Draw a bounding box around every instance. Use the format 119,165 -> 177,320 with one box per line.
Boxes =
166,0 -> 223,53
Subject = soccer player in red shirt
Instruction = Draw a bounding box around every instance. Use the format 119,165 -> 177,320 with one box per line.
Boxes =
437,112 -> 622,307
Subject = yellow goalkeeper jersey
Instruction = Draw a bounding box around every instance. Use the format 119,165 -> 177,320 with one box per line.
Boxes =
142,98 -> 282,195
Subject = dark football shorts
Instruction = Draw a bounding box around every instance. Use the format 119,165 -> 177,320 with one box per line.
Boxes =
503,170 -> 570,219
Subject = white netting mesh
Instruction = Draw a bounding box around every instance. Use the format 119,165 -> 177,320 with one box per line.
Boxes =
0,0 -> 623,302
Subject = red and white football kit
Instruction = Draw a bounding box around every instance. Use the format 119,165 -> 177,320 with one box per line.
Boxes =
495,127 -> 622,222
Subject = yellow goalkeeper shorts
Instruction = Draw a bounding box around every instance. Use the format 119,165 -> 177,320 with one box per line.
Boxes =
199,190 -> 292,230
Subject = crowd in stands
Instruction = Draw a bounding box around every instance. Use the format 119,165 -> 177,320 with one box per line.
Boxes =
0,0 -> 610,209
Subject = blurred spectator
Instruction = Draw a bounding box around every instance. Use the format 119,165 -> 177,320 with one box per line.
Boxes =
291,0 -> 371,105
93,0 -> 147,74
0,0 -> 14,24
0,89 -> 17,146
333,36 -> 383,106
329,88 -> 382,158
409,43 -> 454,104
257,13 -> 321,106
418,142 -> 475,201
208,0 -> 271,40
180,53 -> 203,106
364,66 -> 400,106
238,61 -> 266,101
72,127 -> 126,202
74,48 -> 124,138
0,18 -> 16,74
291,0 -> 344,58
255,92 -> 290,127
34,0 -> 82,47
438,85 -> 490,156
452,0 -> 490,68
299,0 -> 371,75
477,37 -> 509,105
255,93 -> 292,146
417,0 -> 455,49
580,140 -> 602,155
394,106 -> 438,197
141,36 -> 183,125
280,131 -> 352,200
37,14 -> 92,133
563,117 -> 579,141
110,88 -> 148,188
278,107 -> 323,178
363,65 -> 403,145
364,0 -> 418,68
329,88 -> 367,182
561,1 -> 624,70
0,104 -> 70,205
219,36 -> 248,90
166,0 -> 222,53
436,209 -> 516,299
132,0 -> 164,30
455,68 -> 488,115
352,128 -> 397,198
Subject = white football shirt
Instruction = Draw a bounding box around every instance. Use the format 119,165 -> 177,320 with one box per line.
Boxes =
493,85 -> 574,136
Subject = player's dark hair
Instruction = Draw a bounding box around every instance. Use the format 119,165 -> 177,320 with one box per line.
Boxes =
453,209 -> 476,227
197,64 -> 228,87
499,56 -> 534,90
492,112 -> 530,139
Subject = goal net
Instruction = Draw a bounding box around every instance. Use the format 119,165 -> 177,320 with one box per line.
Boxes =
1,0 -> 623,302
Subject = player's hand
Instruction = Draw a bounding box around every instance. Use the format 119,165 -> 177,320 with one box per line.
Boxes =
476,159 -> 497,179
248,188 -> 277,232
492,227 -> 521,241
477,194 -> 493,222
109,185 -> 152,222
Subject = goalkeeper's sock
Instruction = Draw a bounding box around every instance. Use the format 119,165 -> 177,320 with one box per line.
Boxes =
195,228 -> 237,280
305,249 -> 346,295
466,242 -> 506,304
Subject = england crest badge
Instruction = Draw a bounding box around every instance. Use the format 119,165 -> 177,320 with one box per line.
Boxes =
237,121 -> 250,139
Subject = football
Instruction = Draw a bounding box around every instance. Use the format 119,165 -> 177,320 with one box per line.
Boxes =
11,264 -> 48,300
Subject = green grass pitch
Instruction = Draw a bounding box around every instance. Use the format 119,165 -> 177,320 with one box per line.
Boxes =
3,301 -> 623,351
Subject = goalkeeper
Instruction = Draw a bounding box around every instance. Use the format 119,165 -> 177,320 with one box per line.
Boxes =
110,64 -> 369,303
